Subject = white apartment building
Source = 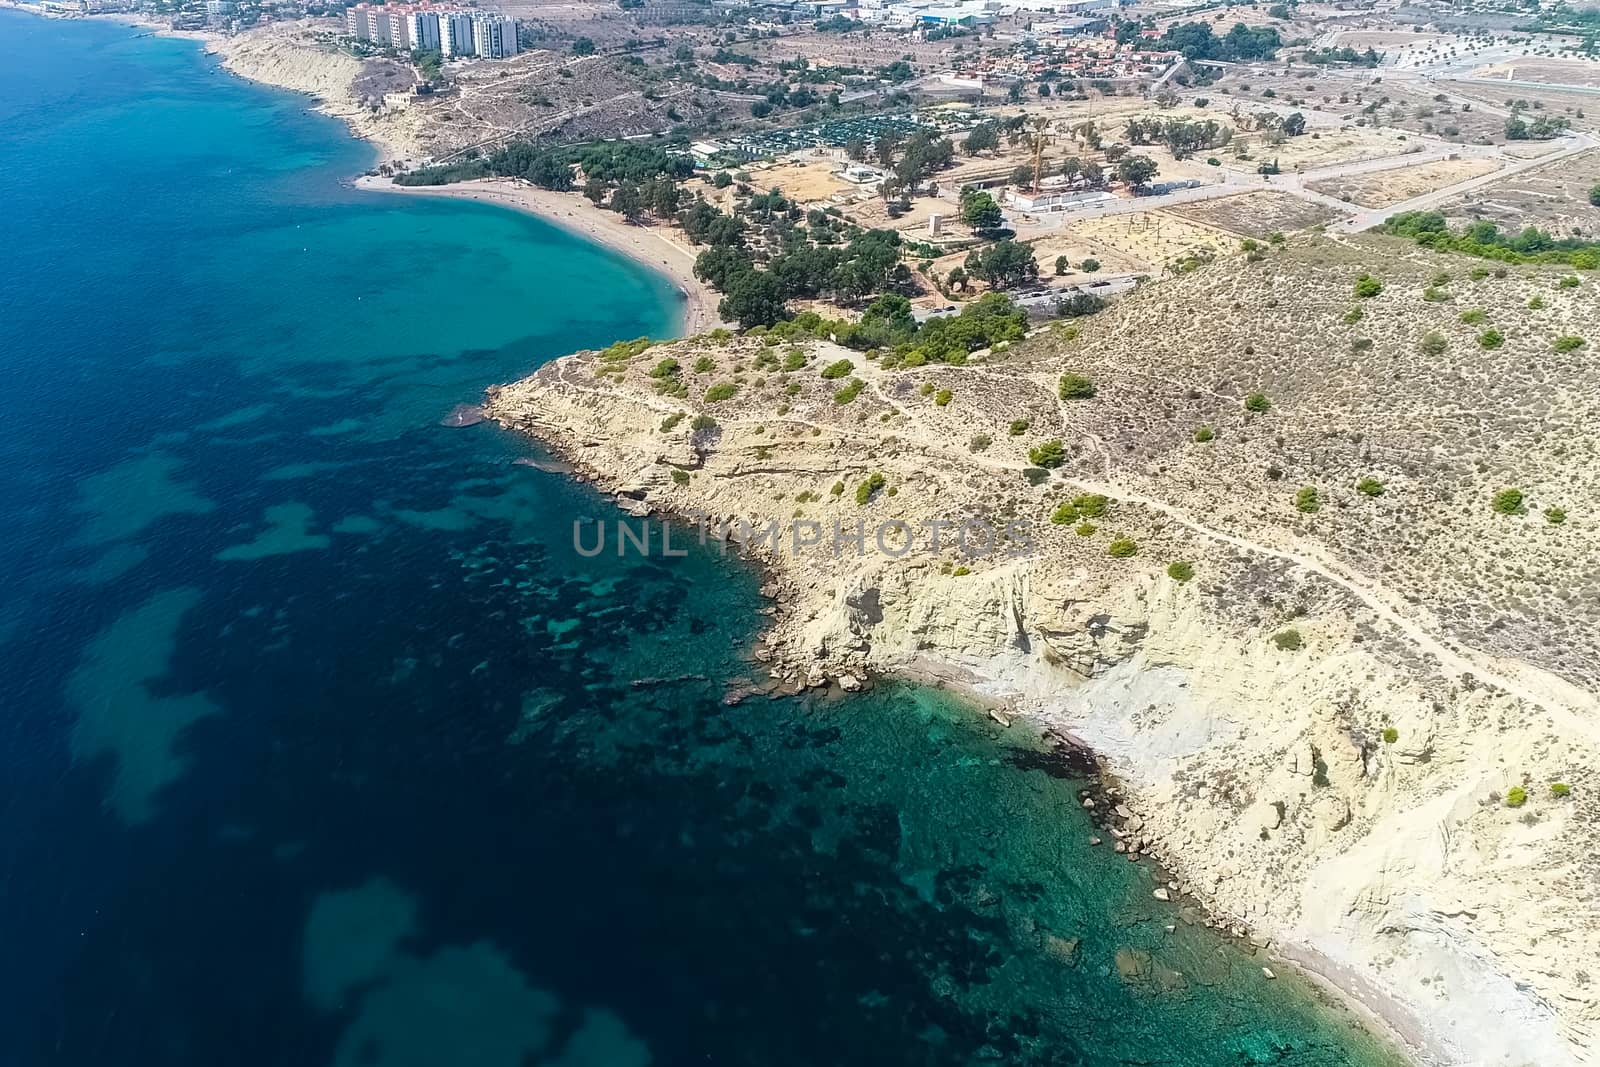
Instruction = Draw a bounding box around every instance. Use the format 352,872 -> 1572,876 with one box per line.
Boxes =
345,5 -> 519,59
471,14 -> 519,58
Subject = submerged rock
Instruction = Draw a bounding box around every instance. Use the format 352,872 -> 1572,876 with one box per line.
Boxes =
439,403 -> 485,427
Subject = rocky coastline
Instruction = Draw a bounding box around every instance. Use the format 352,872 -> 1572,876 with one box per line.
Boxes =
479,257 -> 1600,1067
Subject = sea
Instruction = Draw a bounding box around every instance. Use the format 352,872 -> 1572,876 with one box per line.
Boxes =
0,11 -> 1410,1066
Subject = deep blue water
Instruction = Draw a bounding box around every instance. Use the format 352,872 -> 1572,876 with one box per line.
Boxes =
0,13 -> 1409,1067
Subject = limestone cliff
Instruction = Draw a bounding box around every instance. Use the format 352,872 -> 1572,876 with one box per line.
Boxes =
485,239 -> 1600,1066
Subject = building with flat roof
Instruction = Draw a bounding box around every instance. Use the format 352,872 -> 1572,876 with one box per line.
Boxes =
345,5 -> 520,60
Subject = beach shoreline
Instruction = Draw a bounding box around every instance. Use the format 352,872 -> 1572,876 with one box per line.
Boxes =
1,4 -> 717,339
357,176 -> 720,338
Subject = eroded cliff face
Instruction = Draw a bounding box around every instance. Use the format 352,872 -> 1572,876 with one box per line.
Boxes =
795,561 -> 1594,1066
211,25 -> 431,160
487,326 -> 1599,1067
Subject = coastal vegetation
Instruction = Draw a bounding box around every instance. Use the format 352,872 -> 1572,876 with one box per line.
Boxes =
1383,212 -> 1600,269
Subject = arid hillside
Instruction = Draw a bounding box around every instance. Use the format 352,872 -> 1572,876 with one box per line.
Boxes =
1021,234 -> 1600,694
486,235 -> 1600,1064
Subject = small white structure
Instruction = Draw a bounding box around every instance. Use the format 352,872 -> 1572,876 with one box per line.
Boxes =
928,213 -> 943,235
1005,188 -> 1117,212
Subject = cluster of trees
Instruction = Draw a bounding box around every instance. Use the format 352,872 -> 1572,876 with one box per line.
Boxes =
734,293 -> 1029,368
1116,154 -> 1160,192
398,140 -> 698,193
1301,46 -> 1383,67
1143,22 -> 1282,61
687,192 -> 916,326
575,143 -> 694,184
834,293 -> 1030,366
852,129 -> 957,203
1505,113 -> 1571,140
959,188 -> 1005,232
1384,212 -> 1600,268
962,240 -> 1039,289
960,116 -> 1030,156
589,177 -> 683,221
1124,116 -> 1232,159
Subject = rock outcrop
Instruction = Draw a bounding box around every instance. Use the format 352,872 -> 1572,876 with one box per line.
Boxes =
485,239 -> 1600,1066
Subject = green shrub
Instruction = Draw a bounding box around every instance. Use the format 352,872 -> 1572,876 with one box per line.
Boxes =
1504,786 -> 1527,808
704,382 -> 738,403
690,414 -> 718,431
670,468 -> 690,486
1167,561 -> 1195,582
1106,536 -> 1138,558
1074,521 -> 1097,537
834,378 -> 865,405
1492,488 -> 1525,515
1244,392 -> 1272,413
935,388 -> 953,407
952,565 -> 971,576
1029,439 -> 1067,468
693,356 -> 716,373
1381,727 -> 1399,744
1295,486 -> 1321,514
1458,308 -> 1486,325
819,358 -> 855,380
1469,266 -> 1489,280
969,433 -> 992,452
1553,335 -> 1586,353
1193,425 -> 1215,443
1528,295 -> 1545,310
1550,782 -> 1572,797
1353,273 -> 1383,298
1342,307 -> 1365,325
855,472 -> 886,505
660,412 -> 685,432
1558,275 -> 1580,289
1357,476 -> 1385,497
1081,258 -> 1100,272
1008,418 -> 1031,436
1545,506 -> 1567,525
1422,286 -> 1451,302
830,481 -> 845,496
649,357 -> 680,379
1271,628 -> 1303,651
1050,502 -> 1078,525
782,351 -> 807,371
1419,332 -> 1448,357
1074,493 -> 1110,518
1059,373 -> 1097,400
1478,328 -> 1505,349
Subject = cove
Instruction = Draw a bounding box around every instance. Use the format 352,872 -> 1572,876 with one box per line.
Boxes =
0,11 -> 1407,1066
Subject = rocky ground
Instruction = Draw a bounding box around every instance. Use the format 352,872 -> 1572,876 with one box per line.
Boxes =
486,234 -> 1600,1066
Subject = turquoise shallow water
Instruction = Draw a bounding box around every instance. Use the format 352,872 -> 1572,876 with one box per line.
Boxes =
0,12 -> 1409,1067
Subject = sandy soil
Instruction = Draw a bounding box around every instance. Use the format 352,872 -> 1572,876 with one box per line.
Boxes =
358,177 -> 721,338
1305,158 -> 1502,208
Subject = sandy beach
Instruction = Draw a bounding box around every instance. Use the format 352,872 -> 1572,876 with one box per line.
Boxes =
358,176 -> 721,338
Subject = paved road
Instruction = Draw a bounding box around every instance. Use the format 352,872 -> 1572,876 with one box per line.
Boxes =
1327,131 -> 1596,232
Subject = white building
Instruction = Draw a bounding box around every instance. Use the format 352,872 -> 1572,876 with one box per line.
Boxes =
438,12 -> 475,57
406,11 -> 441,51
471,14 -> 519,59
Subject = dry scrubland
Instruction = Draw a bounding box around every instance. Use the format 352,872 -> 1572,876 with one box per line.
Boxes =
488,234 -> 1600,1063
1165,190 -> 1339,236
1438,147 -> 1600,234
217,20 -> 730,160
1305,157 -> 1502,208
